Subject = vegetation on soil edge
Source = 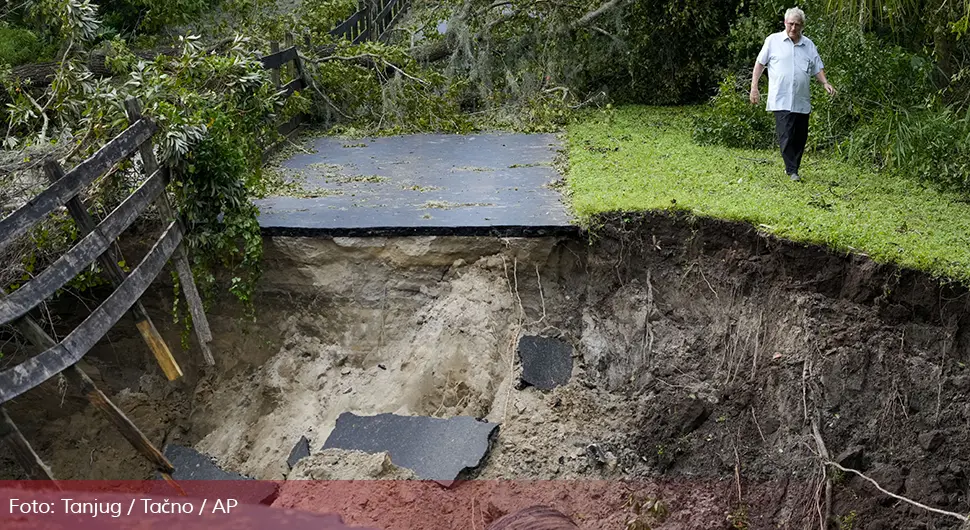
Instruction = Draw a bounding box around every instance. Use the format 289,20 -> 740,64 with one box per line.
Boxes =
567,106 -> 970,285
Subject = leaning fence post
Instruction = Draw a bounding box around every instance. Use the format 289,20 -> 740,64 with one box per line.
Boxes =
270,41 -> 281,89
42,160 -> 183,380
0,406 -> 58,483
11,314 -> 176,476
124,98 -> 215,366
284,32 -> 296,83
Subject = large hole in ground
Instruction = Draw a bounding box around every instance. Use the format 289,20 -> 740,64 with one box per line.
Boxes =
2,212 -> 969,528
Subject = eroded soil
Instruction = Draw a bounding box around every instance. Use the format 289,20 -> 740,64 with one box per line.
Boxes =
2,211 -> 968,529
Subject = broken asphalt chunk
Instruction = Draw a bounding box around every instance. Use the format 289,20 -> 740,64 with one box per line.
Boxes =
322,412 -> 499,484
288,435 -> 311,469
156,444 -> 277,505
517,335 -> 573,390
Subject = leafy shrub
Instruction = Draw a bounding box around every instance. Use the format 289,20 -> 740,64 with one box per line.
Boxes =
692,75 -> 775,149
299,0 -> 358,42
98,0 -> 213,35
804,20 -> 935,150
844,107 -> 970,192
0,27 -> 41,66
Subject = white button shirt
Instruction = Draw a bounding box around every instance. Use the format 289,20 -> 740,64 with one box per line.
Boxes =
757,31 -> 824,114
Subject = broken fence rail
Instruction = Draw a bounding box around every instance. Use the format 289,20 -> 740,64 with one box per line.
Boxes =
0,98 -> 215,405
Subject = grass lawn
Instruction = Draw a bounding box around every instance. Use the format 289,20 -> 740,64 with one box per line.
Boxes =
565,105 -> 970,284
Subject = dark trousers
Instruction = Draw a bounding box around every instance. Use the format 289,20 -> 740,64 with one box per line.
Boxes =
774,111 -> 809,175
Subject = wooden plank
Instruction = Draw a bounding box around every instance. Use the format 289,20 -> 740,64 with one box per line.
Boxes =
376,0 -> 403,40
278,114 -> 304,137
0,406 -> 59,482
378,0 -> 410,41
0,119 -> 157,255
0,220 -> 183,404
260,46 -> 299,71
269,42 -> 281,88
67,367 -> 175,473
11,316 -> 174,473
44,161 -> 183,381
284,32 -> 296,82
0,171 -> 165,326
281,77 -> 306,99
293,41 -> 309,91
331,10 -> 366,39
125,98 -> 214,366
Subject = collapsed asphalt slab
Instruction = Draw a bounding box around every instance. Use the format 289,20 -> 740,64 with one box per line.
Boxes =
322,412 -> 499,484
156,444 -> 278,504
517,335 -> 573,390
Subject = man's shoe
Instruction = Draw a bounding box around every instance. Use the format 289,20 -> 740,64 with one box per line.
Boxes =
790,173 -> 801,181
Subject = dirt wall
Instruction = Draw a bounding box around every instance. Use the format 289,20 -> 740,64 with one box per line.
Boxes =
2,211 -> 968,529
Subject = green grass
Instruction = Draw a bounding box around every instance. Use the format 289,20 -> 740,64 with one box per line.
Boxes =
566,106 -> 970,284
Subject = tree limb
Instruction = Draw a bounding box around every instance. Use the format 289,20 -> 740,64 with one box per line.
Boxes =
827,461 -> 969,525
571,0 -> 632,30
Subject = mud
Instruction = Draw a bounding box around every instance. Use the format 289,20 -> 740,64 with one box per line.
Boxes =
2,211 -> 969,529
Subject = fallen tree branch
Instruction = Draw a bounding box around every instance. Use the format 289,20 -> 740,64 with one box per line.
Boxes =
571,0 -> 633,30
299,67 -> 352,120
10,47 -> 179,87
827,460 -> 970,526
589,25 -> 625,48
313,53 -> 429,86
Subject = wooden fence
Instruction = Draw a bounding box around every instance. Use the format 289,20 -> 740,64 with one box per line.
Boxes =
258,0 -> 411,146
0,98 -> 215,484
0,0 -> 414,483
330,0 -> 412,44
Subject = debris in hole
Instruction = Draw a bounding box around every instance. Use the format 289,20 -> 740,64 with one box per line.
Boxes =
486,505 -> 579,529
585,443 -> 618,471
517,335 -> 573,390
158,444 -> 277,504
287,436 -> 311,469
322,412 -> 498,484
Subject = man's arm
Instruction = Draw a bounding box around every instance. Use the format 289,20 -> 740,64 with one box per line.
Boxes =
750,61 -> 766,104
815,69 -> 836,96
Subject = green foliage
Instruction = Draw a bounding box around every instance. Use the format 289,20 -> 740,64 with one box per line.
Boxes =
26,0 -> 102,42
124,36 -> 283,313
844,107 -> 970,191
619,0 -> 745,104
692,75 -> 775,149
838,510 -> 858,530
307,39 -> 474,133
299,0 -> 357,42
4,211 -> 108,297
103,36 -> 138,74
97,0 -> 213,35
3,30 -> 283,317
0,27 -> 42,67
173,112 -> 264,308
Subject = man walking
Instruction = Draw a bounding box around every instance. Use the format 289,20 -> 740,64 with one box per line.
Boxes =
750,7 -> 835,181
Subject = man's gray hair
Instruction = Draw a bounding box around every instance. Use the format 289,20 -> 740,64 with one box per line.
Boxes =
785,7 -> 806,23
